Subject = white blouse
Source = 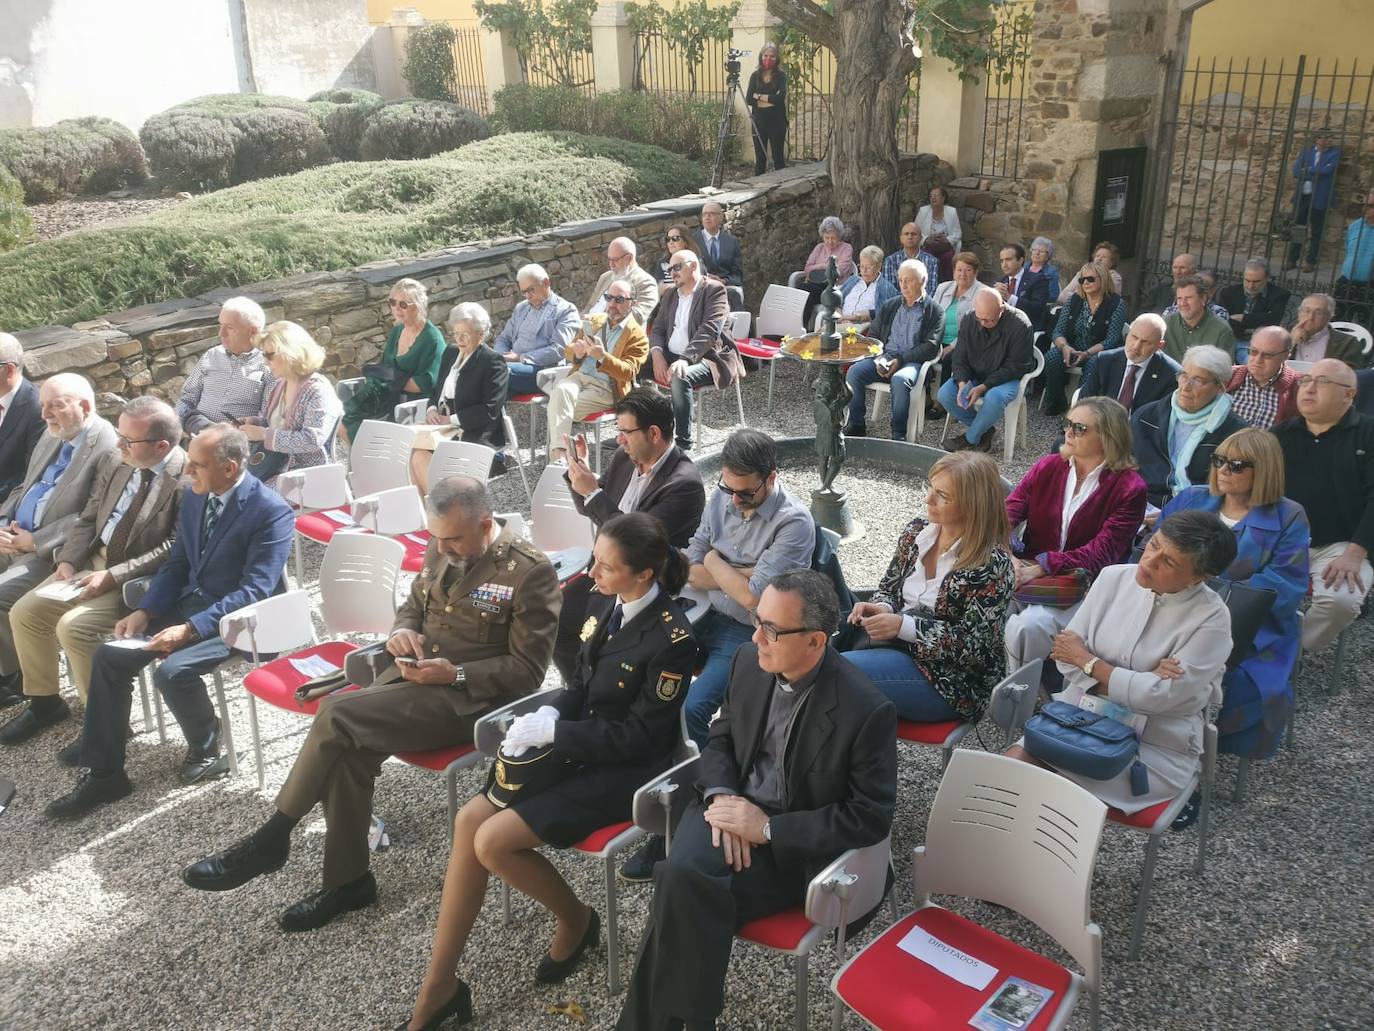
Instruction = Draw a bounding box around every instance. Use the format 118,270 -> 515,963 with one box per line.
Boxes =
880,521 -> 961,642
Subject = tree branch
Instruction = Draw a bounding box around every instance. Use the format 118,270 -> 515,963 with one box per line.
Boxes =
766,0 -> 837,50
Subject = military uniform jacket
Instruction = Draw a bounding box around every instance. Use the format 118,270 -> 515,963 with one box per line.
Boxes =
551,590 -> 696,774
395,526 -> 561,717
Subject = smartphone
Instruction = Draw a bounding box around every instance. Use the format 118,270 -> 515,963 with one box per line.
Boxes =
394,656 -> 419,667
580,319 -> 597,337
573,433 -> 588,461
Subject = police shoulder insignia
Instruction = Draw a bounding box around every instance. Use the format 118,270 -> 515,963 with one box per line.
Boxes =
580,616 -> 599,642
669,626 -> 691,644
655,671 -> 683,701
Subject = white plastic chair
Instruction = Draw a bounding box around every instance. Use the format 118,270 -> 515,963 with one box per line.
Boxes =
572,408 -> 619,474
748,285 -> 812,414
429,438 -> 496,484
942,346 -> 1045,461
1332,320 -> 1373,356
278,463 -> 355,585
832,751 -> 1107,1031
499,412 -> 534,505
725,310 -> 751,342
348,420 -> 415,497
530,464 -> 595,554
335,377 -> 365,406
351,485 -> 426,536
692,375 -> 748,447
392,398 -> 430,426
866,358 -> 943,441
1286,359 -> 1314,375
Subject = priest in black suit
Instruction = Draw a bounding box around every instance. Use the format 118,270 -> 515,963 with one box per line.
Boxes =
0,335 -> 45,505
615,570 -> 897,1031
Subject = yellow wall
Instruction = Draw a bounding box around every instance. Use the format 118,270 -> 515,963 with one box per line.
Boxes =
367,0 -> 479,25
1190,0 -> 1374,71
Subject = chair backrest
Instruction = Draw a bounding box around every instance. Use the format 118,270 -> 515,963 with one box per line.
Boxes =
393,398 -> 429,425
806,837 -> 893,931
430,438 -> 496,485
335,377 -> 365,406
278,463 -> 351,512
497,511 -> 530,540
1332,320 -> 1374,355
352,485 -> 425,535
757,284 -> 810,338
1018,344 -> 1047,392
725,310 -> 751,341
1207,579 -> 1278,672
915,751 -> 1106,985
531,464 -> 595,553
632,754 -> 700,837
318,533 -> 406,635
349,420 -> 415,497
986,659 -> 1046,748
218,590 -> 318,660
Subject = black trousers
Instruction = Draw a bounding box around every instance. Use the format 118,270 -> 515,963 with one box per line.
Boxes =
616,797 -> 805,1030
751,114 -> 786,175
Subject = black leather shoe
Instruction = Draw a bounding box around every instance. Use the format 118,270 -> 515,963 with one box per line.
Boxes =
179,720 -> 230,784
279,871 -> 377,932
44,770 -> 132,819
0,674 -> 23,709
535,908 -> 599,984
183,834 -> 289,892
392,980 -> 473,1030
618,834 -> 665,882
0,698 -> 70,745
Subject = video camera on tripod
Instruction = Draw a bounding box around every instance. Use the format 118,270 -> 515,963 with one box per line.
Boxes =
710,48 -> 759,188
725,47 -> 751,81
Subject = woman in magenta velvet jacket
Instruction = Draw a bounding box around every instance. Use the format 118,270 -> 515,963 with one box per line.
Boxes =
1005,396 -> 1147,671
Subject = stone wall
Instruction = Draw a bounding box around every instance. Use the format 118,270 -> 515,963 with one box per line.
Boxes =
14,157 -> 942,412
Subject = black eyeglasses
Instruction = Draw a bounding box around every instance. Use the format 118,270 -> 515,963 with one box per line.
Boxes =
603,293 -> 630,303
667,262 -> 690,273
615,424 -> 647,438
1210,455 -> 1255,473
666,234 -> 684,242
1061,419 -> 1092,437
716,477 -> 767,501
387,298 -> 413,309
1079,275 -> 1098,284
117,433 -> 158,446
749,610 -> 815,643
1297,375 -> 1353,390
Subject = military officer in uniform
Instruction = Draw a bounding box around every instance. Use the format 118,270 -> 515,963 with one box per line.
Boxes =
182,475 -> 560,933
394,512 -> 696,1031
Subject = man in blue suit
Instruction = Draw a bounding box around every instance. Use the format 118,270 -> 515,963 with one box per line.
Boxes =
45,424 -> 294,819
1288,129 -> 1342,273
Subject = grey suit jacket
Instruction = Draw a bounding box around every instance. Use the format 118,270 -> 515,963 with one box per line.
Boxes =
0,415 -> 119,564
57,446 -> 188,585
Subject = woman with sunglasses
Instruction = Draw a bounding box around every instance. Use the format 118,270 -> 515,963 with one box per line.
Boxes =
1041,260 -> 1127,415
1159,427 -> 1310,758
841,451 -> 1014,722
652,225 -> 693,298
339,277 -> 446,442
1004,396 -> 1147,677
394,513 -> 695,1030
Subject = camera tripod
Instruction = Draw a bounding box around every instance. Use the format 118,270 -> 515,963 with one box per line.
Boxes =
710,55 -> 767,189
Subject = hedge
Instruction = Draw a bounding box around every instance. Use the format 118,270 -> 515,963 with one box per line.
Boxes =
492,85 -> 718,161
0,132 -> 703,328
357,100 -> 491,161
140,94 -> 331,191
307,88 -> 385,161
0,165 -> 32,253
0,117 -> 148,202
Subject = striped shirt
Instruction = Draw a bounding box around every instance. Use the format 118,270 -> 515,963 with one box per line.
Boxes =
881,249 -> 939,297
176,346 -> 274,434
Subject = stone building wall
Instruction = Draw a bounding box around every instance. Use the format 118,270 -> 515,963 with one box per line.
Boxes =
14,157 -> 942,412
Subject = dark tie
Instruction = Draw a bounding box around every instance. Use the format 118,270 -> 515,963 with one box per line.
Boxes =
710,237 -> 719,266
106,468 -> 155,566
1012,273 -> 1021,297
1118,363 -> 1140,410
201,495 -> 223,550
606,605 -> 624,639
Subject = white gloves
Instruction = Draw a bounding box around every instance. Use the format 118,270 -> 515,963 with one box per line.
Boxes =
502,705 -> 559,757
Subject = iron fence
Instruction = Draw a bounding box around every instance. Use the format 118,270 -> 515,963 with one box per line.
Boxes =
632,30 -> 730,100
979,0 -> 1033,178
448,25 -> 489,114
523,42 -> 596,93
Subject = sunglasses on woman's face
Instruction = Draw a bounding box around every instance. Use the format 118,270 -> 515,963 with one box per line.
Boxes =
1079,275 -> 1098,285
666,234 -> 684,243
1060,419 -> 1092,437
1210,455 -> 1255,473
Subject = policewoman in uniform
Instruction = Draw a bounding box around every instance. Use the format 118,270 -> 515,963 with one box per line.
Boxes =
395,512 -> 696,1031
181,476 -> 561,933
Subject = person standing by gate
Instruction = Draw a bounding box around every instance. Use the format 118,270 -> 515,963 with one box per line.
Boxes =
1286,128 -> 1341,274
745,44 -> 787,175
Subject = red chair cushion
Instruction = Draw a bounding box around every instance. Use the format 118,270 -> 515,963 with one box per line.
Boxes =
1107,798 -> 1172,830
508,393 -> 546,405
738,907 -> 815,951
577,409 -> 615,423
834,906 -> 1075,1030
897,719 -> 967,746
397,744 -> 477,772
297,509 -> 359,544
574,820 -> 636,854
395,530 -> 430,572
242,642 -> 361,716
736,338 -> 780,360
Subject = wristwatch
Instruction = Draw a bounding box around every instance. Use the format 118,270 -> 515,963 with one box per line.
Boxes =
451,664 -> 466,689
1082,657 -> 1098,677
762,820 -> 772,843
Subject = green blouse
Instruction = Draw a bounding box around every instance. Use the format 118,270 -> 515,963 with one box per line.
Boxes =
342,320 -> 446,437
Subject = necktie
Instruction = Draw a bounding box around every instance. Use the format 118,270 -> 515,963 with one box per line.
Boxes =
1011,273 -> 1021,297
106,468 -> 155,566
710,237 -> 719,266
606,605 -> 624,639
14,441 -> 75,532
201,495 -> 223,550
1118,363 -> 1140,410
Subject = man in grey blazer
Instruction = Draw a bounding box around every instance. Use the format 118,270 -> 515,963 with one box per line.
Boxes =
585,237 -> 660,326
1,398 -> 185,745
0,374 -> 117,708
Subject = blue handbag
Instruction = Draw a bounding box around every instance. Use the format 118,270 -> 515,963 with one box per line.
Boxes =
1024,700 -> 1149,794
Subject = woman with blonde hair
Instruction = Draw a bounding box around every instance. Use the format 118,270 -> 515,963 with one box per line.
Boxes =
239,320 -> 342,487
1042,259 -> 1128,415
1160,426 -> 1310,758
340,277 -> 445,441
842,450 -> 1015,721
1004,396 -> 1148,674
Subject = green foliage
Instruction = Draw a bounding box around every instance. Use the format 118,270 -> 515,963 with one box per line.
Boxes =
492,85 -> 717,161
626,0 -> 738,95
0,116 -> 148,202
357,100 -> 492,161
307,88 -> 385,160
0,132 -> 702,329
0,164 -> 32,253
140,94 -> 331,191
474,0 -> 596,87
404,23 -> 460,102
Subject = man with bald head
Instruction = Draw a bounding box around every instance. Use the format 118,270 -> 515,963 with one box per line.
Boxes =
937,290 -> 1035,452
881,222 -> 939,297
1274,358 -> 1374,652
0,373 -> 116,709
1225,325 -> 1301,429
1078,313 -> 1179,414
0,333 -> 45,507
693,202 -> 745,310
585,236 -> 659,325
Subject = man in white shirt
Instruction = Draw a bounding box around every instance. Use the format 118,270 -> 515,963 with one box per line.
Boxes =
585,237 -> 660,326
692,201 -> 745,310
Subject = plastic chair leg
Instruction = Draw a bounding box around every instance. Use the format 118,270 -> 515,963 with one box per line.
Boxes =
293,536 -> 304,586
145,671 -> 167,744
766,362 -> 776,414
591,422 -> 603,475
1330,626 -> 1348,693
502,879 -> 513,925
1128,834 -> 1162,961
1234,757 -> 1250,802
734,379 -> 747,427
447,765 -> 459,830
604,855 -> 622,993
247,693 -> 265,792
212,670 -> 239,779
137,674 -> 154,736
794,952 -> 810,1031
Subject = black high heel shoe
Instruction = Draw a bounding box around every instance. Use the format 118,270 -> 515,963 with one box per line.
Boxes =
535,908 -> 600,984
392,979 -> 472,1030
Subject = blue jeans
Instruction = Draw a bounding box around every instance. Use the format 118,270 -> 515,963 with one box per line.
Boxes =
938,376 -> 1020,446
840,646 -> 959,722
684,609 -> 755,746
845,358 -> 930,439
669,361 -> 716,449
505,362 -> 541,397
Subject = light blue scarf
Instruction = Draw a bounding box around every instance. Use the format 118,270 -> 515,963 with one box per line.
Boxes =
1169,392 -> 1233,495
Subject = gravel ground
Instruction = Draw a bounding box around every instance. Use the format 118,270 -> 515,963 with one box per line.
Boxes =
25,190 -> 181,241
1,366 -> 1371,1031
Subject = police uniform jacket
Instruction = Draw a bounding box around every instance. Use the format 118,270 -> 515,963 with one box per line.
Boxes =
396,525 -> 561,717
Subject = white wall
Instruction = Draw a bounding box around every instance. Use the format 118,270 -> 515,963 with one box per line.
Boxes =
245,0 -> 377,98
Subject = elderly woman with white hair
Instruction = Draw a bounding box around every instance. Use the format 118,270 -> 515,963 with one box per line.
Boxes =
1131,344 -> 1247,506
409,303 -> 510,491
340,278 -> 446,442
834,245 -> 898,328
238,321 -> 343,488
799,216 -> 855,325
492,263 -> 581,398
1028,236 -> 1061,304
